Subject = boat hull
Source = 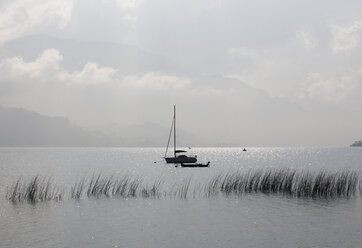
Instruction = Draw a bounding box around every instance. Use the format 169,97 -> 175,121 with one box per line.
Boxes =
181,162 -> 210,168
165,156 -> 197,164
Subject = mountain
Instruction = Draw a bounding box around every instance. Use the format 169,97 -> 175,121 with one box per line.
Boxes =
0,106 -> 201,147
0,106 -> 101,146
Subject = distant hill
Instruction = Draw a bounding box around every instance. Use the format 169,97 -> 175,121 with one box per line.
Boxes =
0,106 -> 101,146
0,106 -> 201,147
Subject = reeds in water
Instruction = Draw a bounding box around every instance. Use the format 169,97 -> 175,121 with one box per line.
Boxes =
70,179 -> 85,200
6,168 -> 360,204
86,174 -> 115,198
6,175 -> 63,203
168,178 -> 191,199
75,174 -> 162,199
140,179 -> 164,199
208,168 -> 358,198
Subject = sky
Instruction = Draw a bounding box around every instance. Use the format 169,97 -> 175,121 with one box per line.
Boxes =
0,0 -> 362,146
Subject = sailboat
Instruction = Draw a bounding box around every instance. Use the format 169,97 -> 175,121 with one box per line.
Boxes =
164,106 -> 209,167
164,105 -> 197,164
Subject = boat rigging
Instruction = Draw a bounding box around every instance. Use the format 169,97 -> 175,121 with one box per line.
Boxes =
163,106 -> 209,167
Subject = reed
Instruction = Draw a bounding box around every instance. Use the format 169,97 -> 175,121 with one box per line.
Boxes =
81,174 -> 160,199
168,178 -> 191,199
6,175 -> 63,203
207,168 -> 359,198
70,179 -> 85,199
140,179 -> 164,198
205,174 -> 222,197
113,175 -> 131,197
6,169 -> 360,204
179,178 -> 191,199
127,178 -> 142,197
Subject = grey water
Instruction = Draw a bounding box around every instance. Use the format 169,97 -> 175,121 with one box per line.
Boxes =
0,147 -> 362,248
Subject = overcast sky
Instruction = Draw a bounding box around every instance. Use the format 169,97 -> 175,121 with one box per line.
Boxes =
1,0 -> 362,146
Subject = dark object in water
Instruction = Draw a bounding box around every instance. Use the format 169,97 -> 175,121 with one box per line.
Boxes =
166,155 -> 197,163
181,162 -> 210,168
164,105 -> 199,164
350,140 -> 362,147
243,148 -> 247,151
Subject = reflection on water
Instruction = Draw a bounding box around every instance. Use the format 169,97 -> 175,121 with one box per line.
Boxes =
0,147 -> 362,248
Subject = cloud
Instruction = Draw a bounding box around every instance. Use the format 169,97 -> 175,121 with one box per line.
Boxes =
0,48 -> 193,90
296,31 -> 317,49
227,47 -> 257,59
0,0 -> 73,44
0,49 -> 63,81
0,49 -> 120,85
113,0 -> 142,10
331,21 -> 362,52
0,49 -> 286,140
300,73 -> 356,102
105,0 -> 142,22
122,72 -> 190,90
71,62 -> 117,85
1,49 -> 362,146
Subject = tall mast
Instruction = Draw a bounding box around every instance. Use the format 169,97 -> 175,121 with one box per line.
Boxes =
174,105 -> 176,157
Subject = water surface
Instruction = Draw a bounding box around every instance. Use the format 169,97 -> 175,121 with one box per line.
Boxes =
0,147 -> 362,248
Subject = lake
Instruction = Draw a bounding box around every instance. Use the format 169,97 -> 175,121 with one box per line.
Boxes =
0,147 -> 362,248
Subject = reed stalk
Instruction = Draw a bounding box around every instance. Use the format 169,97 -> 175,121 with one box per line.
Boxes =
6,169 -> 360,204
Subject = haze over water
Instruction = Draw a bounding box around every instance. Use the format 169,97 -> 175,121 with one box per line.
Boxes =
2,1 -> 362,247
0,147 -> 362,248
1,1 -> 362,147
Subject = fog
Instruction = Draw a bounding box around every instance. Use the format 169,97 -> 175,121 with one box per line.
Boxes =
1,0 -> 362,146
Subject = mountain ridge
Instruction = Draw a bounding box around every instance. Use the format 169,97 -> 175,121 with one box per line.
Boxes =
0,106 -> 204,147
